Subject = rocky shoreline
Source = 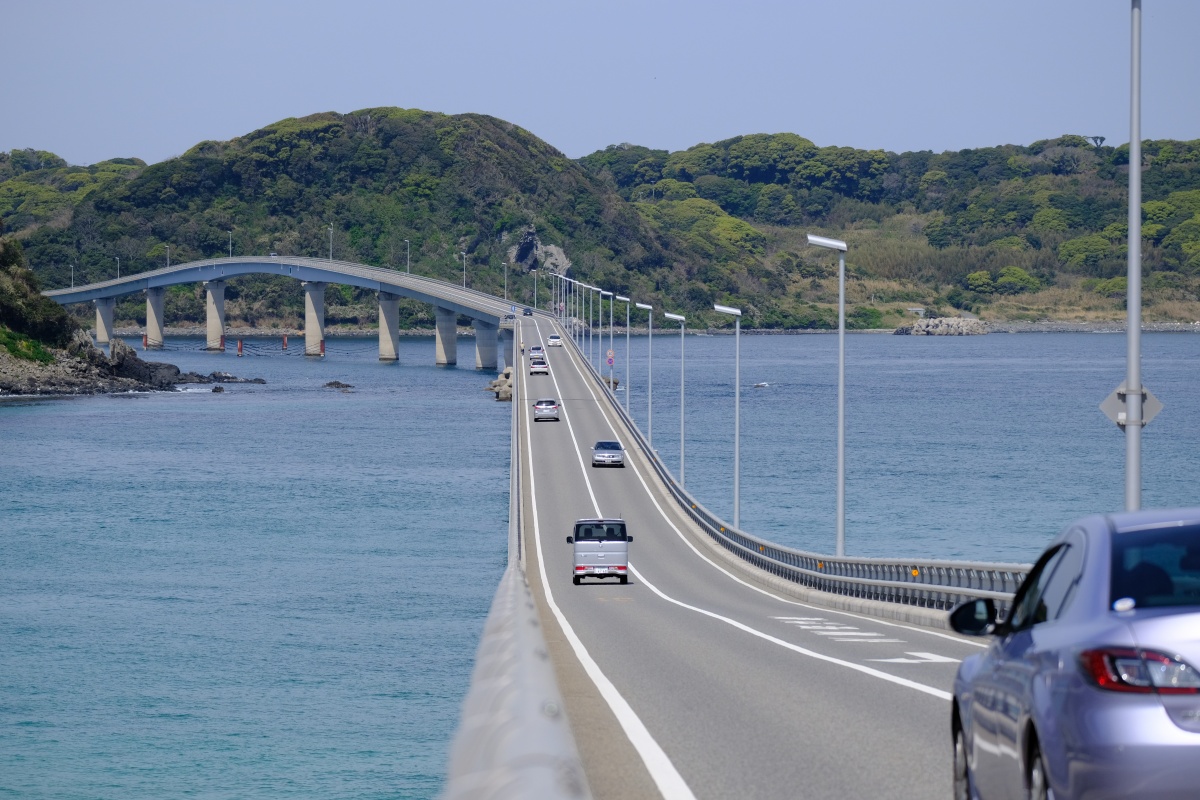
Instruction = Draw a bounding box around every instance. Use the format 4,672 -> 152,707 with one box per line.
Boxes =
1,331 -> 264,397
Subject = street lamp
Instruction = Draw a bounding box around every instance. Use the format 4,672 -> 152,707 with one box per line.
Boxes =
1125,0 -> 1145,510
461,251 -> 467,288
405,239 -> 410,274
228,231 -> 233,259
714,304 -> 742,528
806,233 -> 848,556
503,262 -> 508,300
636,302 -> 653,447
328,223 -> 334,261
664,312 -> 686,487
532,269 -> 539,311
115,256 -> 120,279
70,262 -> 74,288
601,290 -> 613,390
616,295 -> 631,412
166,244 -> 170,268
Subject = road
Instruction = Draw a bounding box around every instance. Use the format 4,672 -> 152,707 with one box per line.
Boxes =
514,316 -> 984,800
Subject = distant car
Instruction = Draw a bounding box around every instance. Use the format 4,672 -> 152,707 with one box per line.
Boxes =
529,345 -> 544,358
529,358 -> 549,375
532,398 -> 560,421
522,307 -> 534,316
567,518 -> 631,585
503,313 -> 515,321
591,440 -> 625,468
948,508 -> 1200,800
547,334 -> 563,347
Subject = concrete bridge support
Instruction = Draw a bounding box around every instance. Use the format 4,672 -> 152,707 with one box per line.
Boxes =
303,281 -> 326,356
473,319 -> 498,370
499,328 -> 514,370
204,280 -> 226,351
94,297 -> 115,345
145,287 -> 166,349
378,291 -> 401,362
435,306 -> 457,366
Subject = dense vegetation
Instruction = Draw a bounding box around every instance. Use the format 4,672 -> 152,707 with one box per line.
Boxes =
3,111 -> 1200,331
0,229 -> 78,354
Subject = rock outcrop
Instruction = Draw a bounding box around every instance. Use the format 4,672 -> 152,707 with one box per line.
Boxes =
0,332 -> 264,395
893,317 -> 987,336
485,367 -> 514,401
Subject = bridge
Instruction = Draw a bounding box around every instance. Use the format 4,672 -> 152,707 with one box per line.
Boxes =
46,265 -> 1030,798
44,256 -> 521,369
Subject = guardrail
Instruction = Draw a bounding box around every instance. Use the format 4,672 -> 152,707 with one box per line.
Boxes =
561,319 -> 1030,616
442,326 -> 592,800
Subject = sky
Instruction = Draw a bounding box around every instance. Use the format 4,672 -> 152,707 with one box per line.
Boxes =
4,0 -> 1199,167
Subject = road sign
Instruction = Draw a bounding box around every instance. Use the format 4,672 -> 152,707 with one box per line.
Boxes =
607,349 -> 615,358
1100,382 -> 1163,428
607,357 -> 614,366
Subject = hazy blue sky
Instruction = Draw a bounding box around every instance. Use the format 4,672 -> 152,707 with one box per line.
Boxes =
4,0 -> 1198,166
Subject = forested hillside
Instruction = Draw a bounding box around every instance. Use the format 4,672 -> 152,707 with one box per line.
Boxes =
3,109 -> 1199,330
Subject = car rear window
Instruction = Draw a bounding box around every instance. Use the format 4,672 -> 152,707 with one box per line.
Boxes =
535,400 -> 556,407
1111,525 -> 1200,609
575,522 -> 627,541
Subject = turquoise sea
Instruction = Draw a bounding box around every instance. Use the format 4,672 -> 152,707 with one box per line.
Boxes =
3,330 -> 1199,797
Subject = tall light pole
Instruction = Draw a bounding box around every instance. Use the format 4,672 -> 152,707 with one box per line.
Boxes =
228,231 -> 233,259
115,256 -> 120,279
328,223 -> 334,261
405,239 -> 410,274
714,304 -> 742,528
503,262 -> 508,301
637,302 -> 653,447
1125,0 -> 1144,510
533,269 -> 539,311
461,251 -> 467,288
70,262 -> 74,288
617,295 -> 631,412
166,244 -> 170,268
587,286 -> 595,367
665,312 -> 686,487
604,292 -> 614,393
807,233 -> 848,556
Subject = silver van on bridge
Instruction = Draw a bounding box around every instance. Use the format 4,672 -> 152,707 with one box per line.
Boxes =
567,519 -> 631,585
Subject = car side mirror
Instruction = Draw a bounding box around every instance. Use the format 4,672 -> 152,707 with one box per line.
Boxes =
948,598 -> 997,636
626,535 -> 633,542
565,536 -> 574,544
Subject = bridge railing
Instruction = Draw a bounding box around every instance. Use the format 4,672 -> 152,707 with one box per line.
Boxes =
442,325 -> 591,800
561,320 -> 1030,617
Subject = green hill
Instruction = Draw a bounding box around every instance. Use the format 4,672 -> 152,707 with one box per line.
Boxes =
3,111 -> 1200,331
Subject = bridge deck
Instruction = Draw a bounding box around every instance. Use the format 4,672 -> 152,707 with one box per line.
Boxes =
512,315 -> 982,800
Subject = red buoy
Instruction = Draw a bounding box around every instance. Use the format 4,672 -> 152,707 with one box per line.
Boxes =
142,333 -> 148,349
237,339 -> 244,357
320,339 -> 326,357
283,334 -> 288,351
220,334 -> 226,352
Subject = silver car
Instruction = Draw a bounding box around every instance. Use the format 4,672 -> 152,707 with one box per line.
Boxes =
547,334 -> 563,347
949,508 -> 1200,800
532,398 -> 560,421
567,518 -> 631,585
529,358 -> 549,376
591,440 -> 625,468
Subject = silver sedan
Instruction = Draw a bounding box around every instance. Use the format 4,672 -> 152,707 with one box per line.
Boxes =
949,508 -> 1200,799
532,398 -> 560,421
591,440 -> 624,467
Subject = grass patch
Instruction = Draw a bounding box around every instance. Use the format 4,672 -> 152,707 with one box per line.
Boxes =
0,325 -> 56,364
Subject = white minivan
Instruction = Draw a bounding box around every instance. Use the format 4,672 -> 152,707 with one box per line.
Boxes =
566,518 -> 631,585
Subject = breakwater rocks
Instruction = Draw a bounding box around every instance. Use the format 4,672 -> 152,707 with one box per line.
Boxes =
485,367 -> 513,401
0,332 -> 264,396
893,317 -> 987,336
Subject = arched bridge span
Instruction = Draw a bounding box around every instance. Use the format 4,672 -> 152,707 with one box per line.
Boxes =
43,256 -> 523,368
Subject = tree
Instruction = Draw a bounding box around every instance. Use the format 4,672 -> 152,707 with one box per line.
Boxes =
995,266 -> 1040,294
966,270 -> 994,293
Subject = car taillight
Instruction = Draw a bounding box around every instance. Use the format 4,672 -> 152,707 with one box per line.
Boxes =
1080,648 -> 1200,694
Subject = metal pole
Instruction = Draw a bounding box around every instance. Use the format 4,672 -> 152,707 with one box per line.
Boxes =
734,314 -> 740,528
328,223 -> 333,261
503,262 -> 508,301
71,263 -> 74,287
609,292 -> 614,391
115,256 -> 119,279
534,270 -> 538,311
228,231 -> 232,259
166,245 -> 170,269
1126,0 -> 1143,511
623,299 -> 630,412
837,251 -> 846,556
637,303 -> 653,447
461,251 -> 467,288
405,239 -> 410,274
665,313 -> 686,487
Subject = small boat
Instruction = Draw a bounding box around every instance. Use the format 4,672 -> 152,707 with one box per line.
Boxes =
753,382 -> 769,388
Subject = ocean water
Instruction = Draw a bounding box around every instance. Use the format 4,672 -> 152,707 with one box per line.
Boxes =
1,336 -> 509,799
3,331 -> 1200,797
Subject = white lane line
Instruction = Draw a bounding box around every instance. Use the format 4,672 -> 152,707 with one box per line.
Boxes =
560,352 -> 986,651
870,652 -> 962,665
520,319 -> 697,800
627,563 -> 952,702
836,639 -> 906,644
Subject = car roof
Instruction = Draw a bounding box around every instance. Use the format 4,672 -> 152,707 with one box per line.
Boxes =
594,440 -> 621,446
548,334 -> 561,338
574,517 -> 626,524
535,398 -> 558,404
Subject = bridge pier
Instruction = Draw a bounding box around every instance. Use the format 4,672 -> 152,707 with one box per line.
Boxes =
378,291 -> 400,362
473,319 -> 498,370
93,297 -> 115,345
145,287 -> 165,349
435,306 -> 457,365
303,281 -> 326,356
204,280 -> 226,351
499,328 -> 514,369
